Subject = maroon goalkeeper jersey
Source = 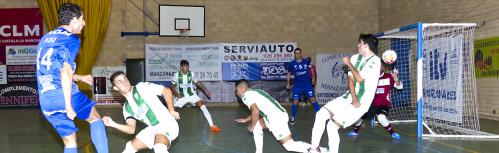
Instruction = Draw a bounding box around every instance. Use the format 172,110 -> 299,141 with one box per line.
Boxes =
372,73 -> 395,108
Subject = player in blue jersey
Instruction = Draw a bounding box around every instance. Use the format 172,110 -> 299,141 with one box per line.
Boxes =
36,3 -> 108,153
286,48 -> 320,125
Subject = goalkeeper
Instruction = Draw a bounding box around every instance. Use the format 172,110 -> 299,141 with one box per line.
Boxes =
346,63 -> 403,140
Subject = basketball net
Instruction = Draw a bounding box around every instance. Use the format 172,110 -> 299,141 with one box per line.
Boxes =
179,29 -> 190,38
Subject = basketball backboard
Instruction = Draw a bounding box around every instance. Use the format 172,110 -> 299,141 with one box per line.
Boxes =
159,5 -> 205,37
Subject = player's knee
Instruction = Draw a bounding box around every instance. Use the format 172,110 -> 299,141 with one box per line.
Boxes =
377,114 -> 389,126
87,108 -> 102,122
196,100 -> 205,106
154,134 -> 170,146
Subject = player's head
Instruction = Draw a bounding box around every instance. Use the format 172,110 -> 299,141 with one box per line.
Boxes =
381,61 -> 388,74
180,59 -> 190,73
58,3 -> 85,34
380,61 -> 395,74
110,71 -> 132,95
294,48 -> 303,60
235,79 -> 250,97
358,33 -> 378,55
307,57 -> 312,62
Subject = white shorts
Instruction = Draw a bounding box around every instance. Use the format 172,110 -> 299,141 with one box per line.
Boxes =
323,97 -> 365,128
135,120 -> 179,149
264,113 -> 291,140
174,95 -> 202,108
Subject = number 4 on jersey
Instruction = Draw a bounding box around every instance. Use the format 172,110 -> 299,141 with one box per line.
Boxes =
37,48 -> 54,70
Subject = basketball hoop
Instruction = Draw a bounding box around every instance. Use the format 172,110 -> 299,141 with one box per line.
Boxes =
179,29 -> 190,37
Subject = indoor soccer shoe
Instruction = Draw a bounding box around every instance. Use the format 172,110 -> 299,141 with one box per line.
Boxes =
210,125 -> 221,133
307,147 -> 320,153
346,131 -> 359,137
391,132 -> 400,140
307,147 -> 330,153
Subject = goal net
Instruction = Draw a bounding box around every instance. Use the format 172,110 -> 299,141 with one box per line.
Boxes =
376,23 -> 499,138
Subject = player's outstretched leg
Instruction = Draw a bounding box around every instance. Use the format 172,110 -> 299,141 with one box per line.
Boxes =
87,107 -> 109,153
197,101 -> 220,132
377,114 -> 400,139
310,108 -> 330,150
326,120 -> 340,153
253,120 -> 264,153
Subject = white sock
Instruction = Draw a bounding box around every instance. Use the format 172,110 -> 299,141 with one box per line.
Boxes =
200,105 -> 214,126
377,114 -> 390,127
310,108 -> 330,149
282,140 -> 311,152
153,143 -> 169,153
122,141 -> 137,153
326,120 -> 340,153
253,120 -> 264,153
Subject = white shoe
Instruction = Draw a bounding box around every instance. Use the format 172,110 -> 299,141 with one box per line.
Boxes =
307,147 -> 328,153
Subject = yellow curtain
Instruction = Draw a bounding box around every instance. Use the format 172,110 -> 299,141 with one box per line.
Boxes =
37,0 -> 111,95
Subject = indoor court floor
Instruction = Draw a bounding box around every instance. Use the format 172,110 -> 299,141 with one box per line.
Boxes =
1,105 -> 498,153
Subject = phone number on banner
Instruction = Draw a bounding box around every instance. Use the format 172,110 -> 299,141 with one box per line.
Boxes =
194,72 -> 220,80
261,53 -> 293,62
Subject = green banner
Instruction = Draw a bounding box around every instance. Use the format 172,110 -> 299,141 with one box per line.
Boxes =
474,37 -> 499,78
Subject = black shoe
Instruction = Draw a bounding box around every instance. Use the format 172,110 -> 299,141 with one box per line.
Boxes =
290,117 -> 296,126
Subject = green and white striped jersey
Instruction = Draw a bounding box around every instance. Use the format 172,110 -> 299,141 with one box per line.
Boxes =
123,82 -> 175,127
172,71 -> 198,97
241,89 -> 288,122
342,54 -> 381,112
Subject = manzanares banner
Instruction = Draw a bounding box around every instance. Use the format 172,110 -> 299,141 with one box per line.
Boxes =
315,53 -> 352,104
474,37 -> 499,78
221,43 -> 296,81
145,44 -> 222,82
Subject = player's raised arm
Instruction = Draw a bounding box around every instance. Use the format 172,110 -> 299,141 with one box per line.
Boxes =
392,68 -> 403,89
343,56 -> 364,83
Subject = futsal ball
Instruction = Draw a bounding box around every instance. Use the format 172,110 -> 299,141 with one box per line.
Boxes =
382,50 -> 397,64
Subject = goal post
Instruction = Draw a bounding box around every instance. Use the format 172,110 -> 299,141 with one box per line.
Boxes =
375,22 -> 499,139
